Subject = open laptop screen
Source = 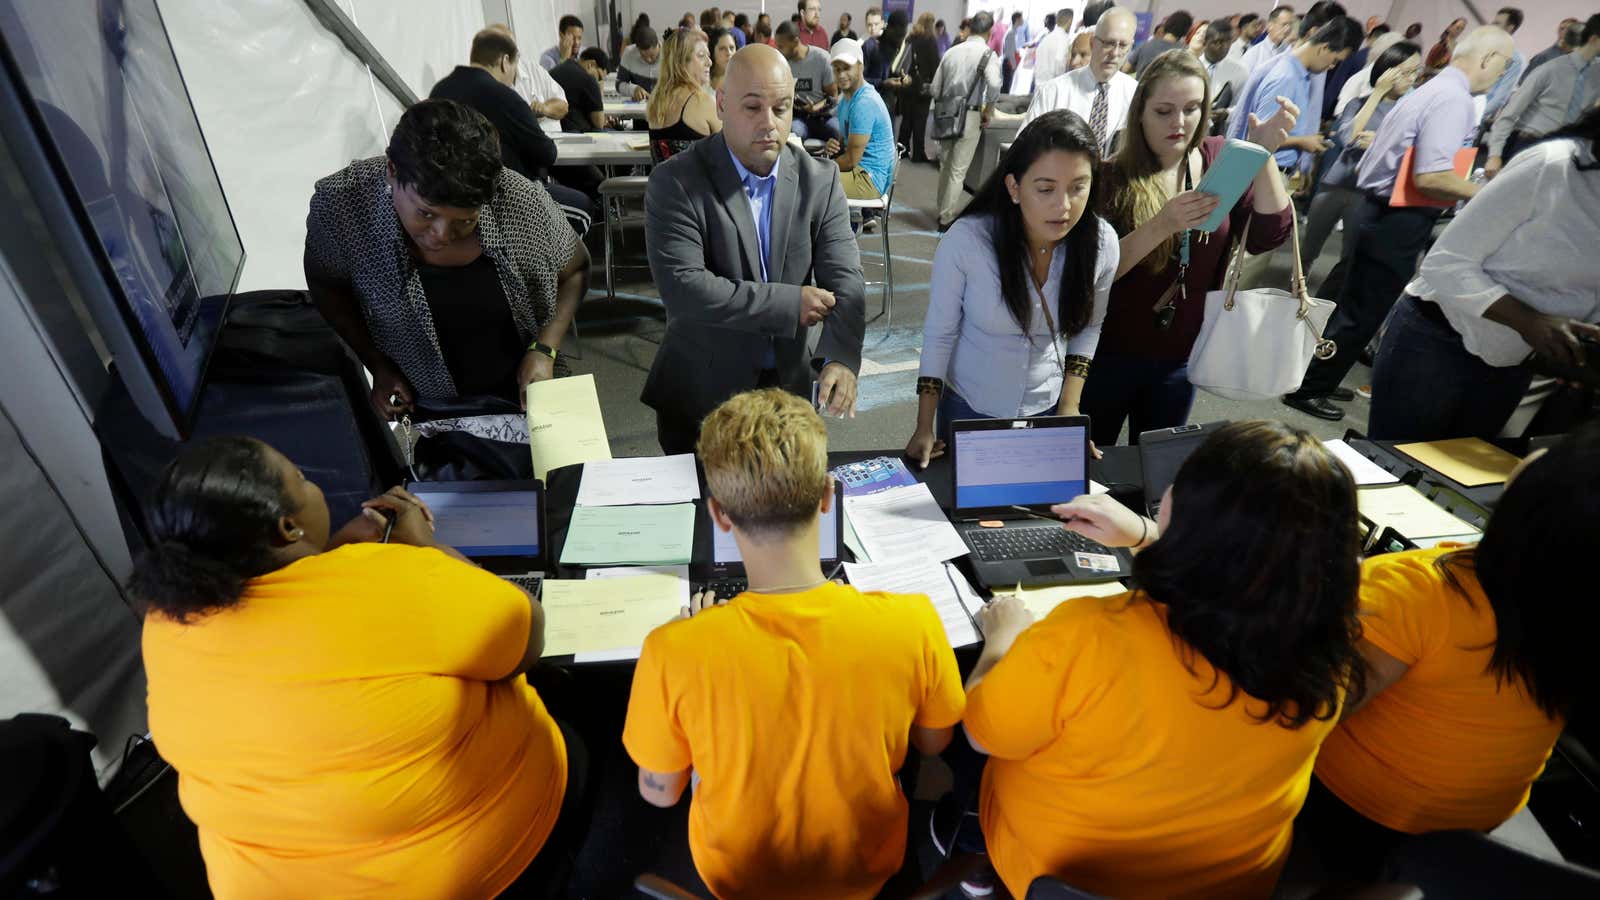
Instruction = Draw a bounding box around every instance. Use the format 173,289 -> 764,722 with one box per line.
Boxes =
954,420 -> 1088,511
415,489 -> 541,558
711,495 -> 841,564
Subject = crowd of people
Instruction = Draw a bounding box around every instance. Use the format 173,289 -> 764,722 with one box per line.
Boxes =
123,1 -> 1600,898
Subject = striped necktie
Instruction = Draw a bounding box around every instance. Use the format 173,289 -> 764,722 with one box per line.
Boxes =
1090,82 -> 1110,153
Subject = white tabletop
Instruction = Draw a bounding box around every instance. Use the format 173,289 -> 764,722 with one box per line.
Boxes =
551,131 -> 653,166
603,97 -> 647,117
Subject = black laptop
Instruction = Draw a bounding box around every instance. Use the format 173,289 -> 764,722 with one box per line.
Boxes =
408,480 -> 548,595
1137,422 -> 1225,519
696,481 -> 845,596
950,416 -> 1132,589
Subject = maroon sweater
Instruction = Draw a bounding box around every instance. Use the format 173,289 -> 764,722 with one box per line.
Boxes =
1097,136 -> 1293,362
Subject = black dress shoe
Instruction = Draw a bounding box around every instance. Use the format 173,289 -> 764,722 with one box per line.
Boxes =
1283,392 -> 1346,421
1327,388 -> 1355,402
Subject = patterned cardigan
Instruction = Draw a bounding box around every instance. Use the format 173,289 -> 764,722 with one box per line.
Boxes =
303,156 -> 578,398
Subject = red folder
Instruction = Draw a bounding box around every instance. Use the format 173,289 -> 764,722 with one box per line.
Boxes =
1388,147 -> 1477,208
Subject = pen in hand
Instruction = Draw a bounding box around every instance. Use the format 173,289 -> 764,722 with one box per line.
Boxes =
380,509 -> 396,543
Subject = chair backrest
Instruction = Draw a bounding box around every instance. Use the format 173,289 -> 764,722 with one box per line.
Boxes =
1382,830 -> 1600,898
1024,875 -> 1107,900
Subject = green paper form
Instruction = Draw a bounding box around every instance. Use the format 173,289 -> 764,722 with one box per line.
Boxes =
559,503 -> 696,566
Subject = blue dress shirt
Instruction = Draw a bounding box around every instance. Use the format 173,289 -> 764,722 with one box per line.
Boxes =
726,146 -> 779,282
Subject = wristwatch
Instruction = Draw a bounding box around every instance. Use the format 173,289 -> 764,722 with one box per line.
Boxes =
527,340 -> 558,361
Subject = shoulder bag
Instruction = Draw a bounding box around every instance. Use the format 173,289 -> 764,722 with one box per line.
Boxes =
932,48 -> 993,141
1186,213 -> 1338,400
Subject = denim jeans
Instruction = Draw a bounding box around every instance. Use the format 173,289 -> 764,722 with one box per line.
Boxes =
1078,350 -> 1196,447
1367,296 -> 1535,441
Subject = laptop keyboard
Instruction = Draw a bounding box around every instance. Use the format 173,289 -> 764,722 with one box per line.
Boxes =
504,573 -> 544,596
692,578 -> 748,598
966,525 -> 1113,563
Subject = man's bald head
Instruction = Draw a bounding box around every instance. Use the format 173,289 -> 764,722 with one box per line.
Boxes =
1090,8 -> 1136,81
720,44 -> 795,176
726,42 -> 793,92
1452,25 -> 1515,93
1095,6 -> 1137,40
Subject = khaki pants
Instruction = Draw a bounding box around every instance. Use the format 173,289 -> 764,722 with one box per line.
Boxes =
841,165 -> 883,200
936,111 -> 982,226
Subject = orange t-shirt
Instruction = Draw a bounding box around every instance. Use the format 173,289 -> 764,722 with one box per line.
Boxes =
622,582 -> 965,899
1316,548 -> 1564,833
965,593 -> 1338,900
143,543 -> 566,899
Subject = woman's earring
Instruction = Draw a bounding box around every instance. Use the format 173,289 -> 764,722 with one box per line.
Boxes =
289,528 -> 304,541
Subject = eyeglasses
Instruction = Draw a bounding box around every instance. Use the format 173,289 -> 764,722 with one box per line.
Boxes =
1094,38 -> 1133,52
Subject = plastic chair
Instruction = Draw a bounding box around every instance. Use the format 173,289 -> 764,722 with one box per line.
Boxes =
847,143 -> 904,329
597,175 -> 651,300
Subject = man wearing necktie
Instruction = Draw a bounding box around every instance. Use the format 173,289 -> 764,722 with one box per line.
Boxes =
1019,7 -> 1138,156
643,44 -> 866,454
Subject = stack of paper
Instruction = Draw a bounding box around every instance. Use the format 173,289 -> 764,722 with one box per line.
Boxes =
560,503 -> 695,565
526,374 -> 611,480
843,556 -> 982,648
576,454 -> 700,506
576,566 -> 691,662
1007,580 -> 1129,621
1358,484 -> 1480,541
842,483 -> 970,564
1324,439 -> 1399,485
540,573 -> 684,658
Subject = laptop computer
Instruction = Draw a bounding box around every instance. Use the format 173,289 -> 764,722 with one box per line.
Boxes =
696,481 -> 846,596
408,480 -> 548,595
950,416 -> 1132,589
1137,422 -> 1225,519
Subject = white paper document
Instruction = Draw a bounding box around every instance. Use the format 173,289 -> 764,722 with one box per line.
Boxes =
575,565 -> 692,662
843,483 -> 970,564
1324,439 -> 1399,485
576,454 -> 700,507
843,557 -> 982,648
1358,484 -> 1481,540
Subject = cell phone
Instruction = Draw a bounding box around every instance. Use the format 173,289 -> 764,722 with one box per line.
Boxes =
811,380 -> 823,410
1193,139 -> 1273,233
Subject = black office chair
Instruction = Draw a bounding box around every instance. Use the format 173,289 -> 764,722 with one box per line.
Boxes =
1024,875 -> 1106,899
1378,830 -> 1600,898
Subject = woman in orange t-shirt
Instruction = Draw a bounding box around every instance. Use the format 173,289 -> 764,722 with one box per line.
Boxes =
131,437 -> 579,899
961,421 -> 1368,899
1302,423 -> 1600,879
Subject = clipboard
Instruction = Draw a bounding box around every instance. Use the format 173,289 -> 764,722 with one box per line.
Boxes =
1388,146 -> 1476,208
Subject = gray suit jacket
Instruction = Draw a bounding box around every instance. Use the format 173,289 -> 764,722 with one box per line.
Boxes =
641,133 -> 865,427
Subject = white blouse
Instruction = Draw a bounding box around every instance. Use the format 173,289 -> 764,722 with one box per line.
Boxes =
920,214 -> 1119,417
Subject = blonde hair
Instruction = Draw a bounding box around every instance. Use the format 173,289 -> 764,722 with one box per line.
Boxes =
647,29 -> 708,124
697,388 -> 829,538
913,12 -> 936,38
1108,49 -> 1213,273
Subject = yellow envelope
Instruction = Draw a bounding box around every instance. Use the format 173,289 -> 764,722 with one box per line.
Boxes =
1395,438 -> 1520,487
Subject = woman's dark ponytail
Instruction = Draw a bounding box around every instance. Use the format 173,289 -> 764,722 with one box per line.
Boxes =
127,437 -> 293,623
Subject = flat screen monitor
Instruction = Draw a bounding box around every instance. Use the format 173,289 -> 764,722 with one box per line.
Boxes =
412,485 -> 543,560
0,0 -> 244,436
952,417 -> 1090,512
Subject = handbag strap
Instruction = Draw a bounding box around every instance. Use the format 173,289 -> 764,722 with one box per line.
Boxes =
1220,206 -> 1312,319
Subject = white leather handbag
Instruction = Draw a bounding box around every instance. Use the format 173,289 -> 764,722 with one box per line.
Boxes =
1187,213 -> 1337,400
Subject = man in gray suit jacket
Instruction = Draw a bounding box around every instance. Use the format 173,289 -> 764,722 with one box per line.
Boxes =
643,44 -> 866,454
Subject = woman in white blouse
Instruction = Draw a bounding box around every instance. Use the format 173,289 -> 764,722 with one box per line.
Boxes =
1367,110 -> 1600,441
906,110 -> 1119,467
